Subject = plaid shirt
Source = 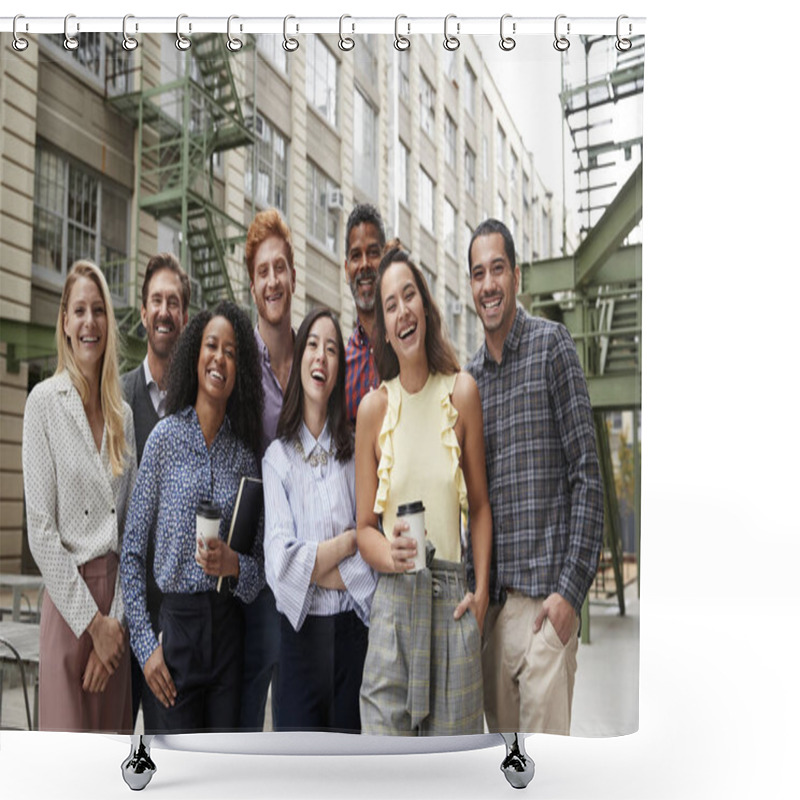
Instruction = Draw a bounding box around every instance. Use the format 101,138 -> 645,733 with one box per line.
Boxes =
465,305 -> 604,613
345,319 -> 379,426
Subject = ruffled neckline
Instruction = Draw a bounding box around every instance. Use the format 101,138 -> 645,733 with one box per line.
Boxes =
373,371 -> 468,516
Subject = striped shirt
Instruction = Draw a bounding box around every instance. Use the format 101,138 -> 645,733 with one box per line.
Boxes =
261,421 -> 377,632
345,319 -> 378,426
465,304 -> 604,613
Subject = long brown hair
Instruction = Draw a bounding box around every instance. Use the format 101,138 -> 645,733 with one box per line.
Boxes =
276,307 -> 353,461
56,260 -> 128,476
372,247 -> 460,381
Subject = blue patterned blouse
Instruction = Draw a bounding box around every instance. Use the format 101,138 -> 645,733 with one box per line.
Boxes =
121,406 -> 264,668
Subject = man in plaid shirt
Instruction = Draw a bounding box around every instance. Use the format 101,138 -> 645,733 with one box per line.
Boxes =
465,219 -> 604,735
343,204 -> 385,427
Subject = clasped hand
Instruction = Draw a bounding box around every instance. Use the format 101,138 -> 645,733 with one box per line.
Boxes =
388,519 -> 422,572
195,537 -> 239,578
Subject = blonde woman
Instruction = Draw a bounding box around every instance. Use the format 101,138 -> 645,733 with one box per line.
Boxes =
22,260 -> 137,731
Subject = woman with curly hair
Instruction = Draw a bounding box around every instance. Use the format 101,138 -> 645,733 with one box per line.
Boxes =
22,259 -> 137,732
262,307 -> 376,732
355,247 -> 492,735
121,300 -> 265,732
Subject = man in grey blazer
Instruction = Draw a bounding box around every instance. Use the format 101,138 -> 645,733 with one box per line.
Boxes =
121,252 -> 190,729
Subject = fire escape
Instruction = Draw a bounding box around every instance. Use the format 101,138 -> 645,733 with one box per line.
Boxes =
522,35 -> 644,625
105,34 -> 255,356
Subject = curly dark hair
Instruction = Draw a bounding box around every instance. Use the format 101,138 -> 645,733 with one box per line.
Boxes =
165,300 -> 265,456
345,203 -> 386,255
372,247 -> 460,381
276,307 -> 353,462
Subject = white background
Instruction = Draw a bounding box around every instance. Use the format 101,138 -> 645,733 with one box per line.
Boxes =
2,1 -> 799,798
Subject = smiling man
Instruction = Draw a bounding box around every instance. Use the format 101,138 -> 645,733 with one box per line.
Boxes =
343,204 -> 386,426
121,251 -> 190,731
465,219 -> 604,736
238,208 -> 298,732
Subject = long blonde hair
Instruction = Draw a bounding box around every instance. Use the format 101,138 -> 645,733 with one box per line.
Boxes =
56,260 -> 128,476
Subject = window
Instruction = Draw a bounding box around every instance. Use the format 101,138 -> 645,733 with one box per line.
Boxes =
33,143 -> 130,301
444,113 -> 457,169
245,114 -> 289,215
398,140 -> 410,206
354,89 -> 378,198
482,135 -> 489,181
43,33 -> 132,94
443,49 -> 457,81
512,215 -> 519,255
421,263 -> 437,297
256,35 -> 289,74
355,34 -> 378,78
464,145 -> 476,196
446,288 -> 460,349
463,62 -> 477,118
444,199 -> 457,257
523,172 -> 530,204
307,161 -> 340,255
496,193 -> 506,221
511,149 -> 519,190
419,168 -> 435,233
466,307 -> 479,357
420,72 -> 436,138
542,209 -> 552,259
523,233 -> 531,263
306,36 -> 339,126
496,124 -> 507,172
398,52 -> 410,104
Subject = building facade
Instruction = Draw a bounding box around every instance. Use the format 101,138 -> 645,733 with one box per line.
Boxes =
0,31 -> 555,573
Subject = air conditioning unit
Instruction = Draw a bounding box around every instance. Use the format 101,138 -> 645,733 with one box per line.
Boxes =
451,301 -> 464,316
327,189 -> 345,211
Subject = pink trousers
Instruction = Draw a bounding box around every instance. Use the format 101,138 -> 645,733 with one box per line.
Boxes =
38,552 -> 132,732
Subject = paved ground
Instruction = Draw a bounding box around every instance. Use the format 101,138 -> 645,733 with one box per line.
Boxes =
2,582 -> 639,736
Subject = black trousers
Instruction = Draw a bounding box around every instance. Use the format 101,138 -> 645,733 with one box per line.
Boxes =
276,610 -> 368,733
153,592 -> 243,733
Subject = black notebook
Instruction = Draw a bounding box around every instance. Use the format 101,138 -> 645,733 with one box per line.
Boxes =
217,476 -> 264,595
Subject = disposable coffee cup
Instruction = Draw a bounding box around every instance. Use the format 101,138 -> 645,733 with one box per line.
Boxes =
397,501 -> 426,573
195,500 -> 221,558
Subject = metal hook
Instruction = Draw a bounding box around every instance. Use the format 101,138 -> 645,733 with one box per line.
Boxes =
283,15 -> 299,52
553,14 -> 570,52
615,15 -> 632,52
499,14 -> 516,52
338,15 -> 355,51
175,14 -> 191,51
227,15 -> 243,52
12,15 -> 29,52
394,15 -> 410,51
64,13 -> 79,51
553,14 -> 569,53
122,15 -> 138,51
444,14 -> 460,51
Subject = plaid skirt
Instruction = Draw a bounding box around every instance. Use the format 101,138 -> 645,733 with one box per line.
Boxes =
359,559 -> 483,736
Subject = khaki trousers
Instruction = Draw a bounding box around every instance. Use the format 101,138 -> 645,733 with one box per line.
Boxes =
482,591 -> 579,735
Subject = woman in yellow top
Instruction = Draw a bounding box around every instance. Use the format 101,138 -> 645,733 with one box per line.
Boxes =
355,247 -> 492,735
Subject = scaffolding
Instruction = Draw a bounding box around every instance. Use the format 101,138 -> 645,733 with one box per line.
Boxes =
105,33 -> 256,367
523,35 -> 645,627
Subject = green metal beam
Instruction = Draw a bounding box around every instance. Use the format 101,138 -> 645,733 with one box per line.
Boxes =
521,243 -> 642,296
0,318 -> 57,372
574,162 -> 643,288
586,373 -> 641,411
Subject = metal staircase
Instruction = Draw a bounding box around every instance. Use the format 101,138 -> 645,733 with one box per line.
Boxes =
105,33 -> 255,361
522,34 -> 645,623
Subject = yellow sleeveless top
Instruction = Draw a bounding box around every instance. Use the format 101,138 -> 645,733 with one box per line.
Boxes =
373,371 -> 468,563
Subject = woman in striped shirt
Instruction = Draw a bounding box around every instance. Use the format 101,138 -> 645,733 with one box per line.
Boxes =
261,307 -> 377,732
